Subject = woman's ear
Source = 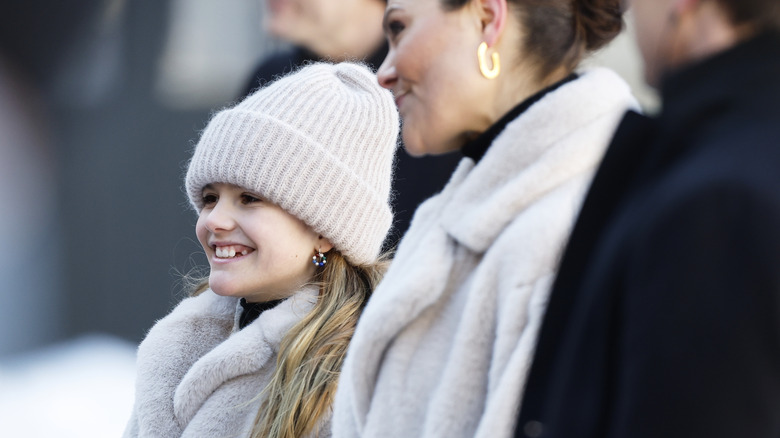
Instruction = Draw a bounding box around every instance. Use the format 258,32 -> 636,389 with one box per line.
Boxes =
473,0 -> 508,47
317,235 -> 334,253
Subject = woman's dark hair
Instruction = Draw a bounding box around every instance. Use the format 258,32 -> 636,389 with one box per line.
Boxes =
717,0 -> 780,30
441,0 -> 624,78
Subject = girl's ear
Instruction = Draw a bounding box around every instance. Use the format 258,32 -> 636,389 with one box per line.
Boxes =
473,0 -> 508,47
317,236 -> 334,253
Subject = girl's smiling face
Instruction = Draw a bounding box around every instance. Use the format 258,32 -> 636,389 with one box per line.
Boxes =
195,183 -> 331,303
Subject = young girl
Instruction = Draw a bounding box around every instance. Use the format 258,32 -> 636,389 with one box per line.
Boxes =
123,62 -> 399,438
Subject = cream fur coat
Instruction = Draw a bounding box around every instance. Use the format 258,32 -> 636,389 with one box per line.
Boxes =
332,68 -> 638,438
123,287 -> 327,438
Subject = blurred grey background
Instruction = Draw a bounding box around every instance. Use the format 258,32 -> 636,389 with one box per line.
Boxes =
0,0 -> 655,358
0,0 -> 284,357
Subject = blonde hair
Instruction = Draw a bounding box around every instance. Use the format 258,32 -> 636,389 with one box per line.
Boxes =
186,250 -> 389,437
249,250 -> 390,438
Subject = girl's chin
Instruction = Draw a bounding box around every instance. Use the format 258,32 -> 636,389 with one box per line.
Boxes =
208,280 -> 274,302
209,286 -> 242,298
207,278 -> 245,298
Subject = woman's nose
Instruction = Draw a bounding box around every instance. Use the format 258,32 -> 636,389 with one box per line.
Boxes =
377,52 -> 398,90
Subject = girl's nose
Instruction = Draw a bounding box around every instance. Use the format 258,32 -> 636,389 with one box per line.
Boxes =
203,200 -> 236,233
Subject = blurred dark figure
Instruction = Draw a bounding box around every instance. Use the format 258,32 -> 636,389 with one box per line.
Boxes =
1,0 -> 218,348
517,1 -> 780,437
0,0 -> 105,355
0,1 -> 100,90
243,0 -> 461,243
0,48 -> 61,356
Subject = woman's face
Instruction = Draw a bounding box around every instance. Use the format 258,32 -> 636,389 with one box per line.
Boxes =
195,183 -> 326,303
378,0 -> 491,156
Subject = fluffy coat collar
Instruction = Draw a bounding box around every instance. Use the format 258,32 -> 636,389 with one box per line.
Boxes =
442,67 -> 638,253
356,67 -> 637,348
173,289 -> 317,426
127,287 -> 318,437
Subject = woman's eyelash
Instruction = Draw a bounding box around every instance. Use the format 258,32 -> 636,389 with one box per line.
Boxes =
202,194 -> 218,204
387,20 -> 405,37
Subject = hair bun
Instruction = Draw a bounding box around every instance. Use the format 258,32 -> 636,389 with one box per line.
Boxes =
575,0 -> 625,51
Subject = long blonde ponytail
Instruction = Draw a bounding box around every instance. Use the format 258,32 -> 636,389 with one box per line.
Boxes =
251,250 -> 390,438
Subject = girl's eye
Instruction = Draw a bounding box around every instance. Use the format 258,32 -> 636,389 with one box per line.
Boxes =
241,194 -> 261,204
202,193 -> 218,206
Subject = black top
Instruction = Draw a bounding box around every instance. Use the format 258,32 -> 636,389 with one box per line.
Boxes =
461,73 -> 578,163
238,297 -> 284,330
516,30 -> 780,438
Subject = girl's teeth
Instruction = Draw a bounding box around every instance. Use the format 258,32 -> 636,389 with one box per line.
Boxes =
215,246 -> 248,259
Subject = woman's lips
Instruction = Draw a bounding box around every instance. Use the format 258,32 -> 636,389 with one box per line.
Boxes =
394,91 -> 408,109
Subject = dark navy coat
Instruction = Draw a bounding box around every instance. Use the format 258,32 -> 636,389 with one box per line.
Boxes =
516,31 -> 780,438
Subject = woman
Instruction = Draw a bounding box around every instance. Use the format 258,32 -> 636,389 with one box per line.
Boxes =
123,62 -> 398,438
332,0 -> 638,437
245,0 -> 461,243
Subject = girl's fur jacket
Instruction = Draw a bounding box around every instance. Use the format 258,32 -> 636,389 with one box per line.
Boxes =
123,287 -> 325,437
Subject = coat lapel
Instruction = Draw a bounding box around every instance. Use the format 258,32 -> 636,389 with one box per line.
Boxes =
132,290 -> 237,437
172,287 -> 318,427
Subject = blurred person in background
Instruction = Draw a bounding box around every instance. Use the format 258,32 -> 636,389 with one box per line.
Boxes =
332,0 -> 637,437
517,0 -> 780,437
123,62 -> 398,438
247,0 -> 387,83
245,0 -> 461,242
0,46 -> 61,357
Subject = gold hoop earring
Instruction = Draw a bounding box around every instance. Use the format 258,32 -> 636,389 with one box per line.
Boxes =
478,42 -> 500,79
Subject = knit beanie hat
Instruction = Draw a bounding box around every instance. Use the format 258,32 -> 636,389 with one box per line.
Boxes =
185,62 -> 399,265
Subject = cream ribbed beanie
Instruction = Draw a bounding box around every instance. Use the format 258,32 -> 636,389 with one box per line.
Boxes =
185,62 -> 399,265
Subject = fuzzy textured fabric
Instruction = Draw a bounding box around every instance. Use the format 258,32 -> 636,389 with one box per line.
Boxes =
332,68 -> 638,438
185,62 -> 399,266
123,287 -> 328,438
